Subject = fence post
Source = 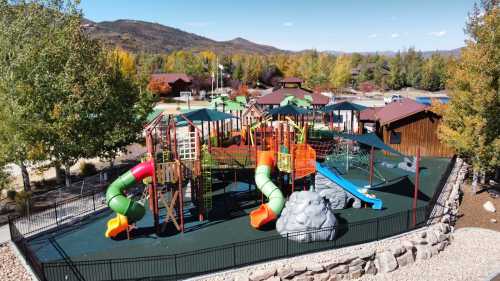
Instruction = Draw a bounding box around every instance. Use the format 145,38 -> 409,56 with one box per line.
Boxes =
174,255 -> 178,278
54,202 -> 59,227
286,233 -> 289,256
92,191 -> 96,211
376,217 -> 379,240
406,210 -> 410,229
232,243 -> 236,266
108,260 -> 113,280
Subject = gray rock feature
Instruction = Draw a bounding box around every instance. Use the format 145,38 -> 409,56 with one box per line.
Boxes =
276,191 -> 337,242
376,251 -> 398,273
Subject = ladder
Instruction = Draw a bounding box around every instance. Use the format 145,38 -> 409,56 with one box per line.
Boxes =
201,145 -> 213,211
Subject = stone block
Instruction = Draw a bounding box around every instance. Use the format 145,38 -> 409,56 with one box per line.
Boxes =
390,245 -> 406,257
265,277 -> 281,281
308,264 -> 325,273
357,249 -> 375,260
330,265 -> 348,274
349,258 -> 365,267
321,261 -> 339,270
349,268 -> 364,279
396,251 -> 414,267
376,251 -> 398,273
250,269 -> 277,281
313,272 -> 330,281
364,260 -> 377,275
415,245 -> 431,261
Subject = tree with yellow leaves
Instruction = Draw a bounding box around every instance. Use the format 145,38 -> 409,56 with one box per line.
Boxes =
439,0 -> 500,191
330,55 -> 352,90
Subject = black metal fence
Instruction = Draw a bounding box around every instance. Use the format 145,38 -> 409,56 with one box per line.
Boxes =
9,156 -> 457,281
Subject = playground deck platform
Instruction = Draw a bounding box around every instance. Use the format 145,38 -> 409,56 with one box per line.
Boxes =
27,154 -> 452,263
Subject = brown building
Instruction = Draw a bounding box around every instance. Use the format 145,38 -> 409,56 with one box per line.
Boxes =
256,77 -> 329,109
149,73 -> 192,97
360,98 -> 454,157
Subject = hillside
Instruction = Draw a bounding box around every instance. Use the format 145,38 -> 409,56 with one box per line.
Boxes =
83,19 -> 284,54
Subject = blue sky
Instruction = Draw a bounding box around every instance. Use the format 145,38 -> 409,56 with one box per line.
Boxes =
80,0 -> 475,52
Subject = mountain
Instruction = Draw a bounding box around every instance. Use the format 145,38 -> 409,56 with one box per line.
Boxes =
82,19 -> 285,54
326,48 -> 462,58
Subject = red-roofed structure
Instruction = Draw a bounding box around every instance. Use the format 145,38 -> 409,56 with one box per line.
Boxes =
256,78 -> 329,108
149,73 -> 192,97
359,98 -> 453,157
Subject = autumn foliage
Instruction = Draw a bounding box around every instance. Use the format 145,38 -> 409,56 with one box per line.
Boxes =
147,78 -> 172,95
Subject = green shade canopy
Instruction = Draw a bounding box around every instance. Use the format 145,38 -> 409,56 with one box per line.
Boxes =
317,131 -> 404,156
176,108 -> 238,122
322,101 -> 367,113
235,96 -> 247,105
267,104 -> 311,117
224,100 -> 245,111
146,109 -> 163,123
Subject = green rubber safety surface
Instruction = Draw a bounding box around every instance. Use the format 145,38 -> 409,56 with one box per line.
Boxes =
28,155 -> 451,264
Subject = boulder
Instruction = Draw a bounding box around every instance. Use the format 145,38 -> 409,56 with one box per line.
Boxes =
249,269 -> 277,281
294,277 -> 313,281
483,201 -> 496,213
313,272 -> 330,281
426,231 -> 439,245
277,267 -> 293,279
358,249 -> 375,260
265,277 -> 281,281
390,245 -> 406,257
234,273 -> 250,281
349,258 -> 365,267
276,191 -> 337,242
316,173 -> 347,210
415,245 -> 432,261
364,260 -> 377,275
330,265 -> 349,274
396,251 -> 414,267
321,261 -> 340,270
349,267 -> 364,279
308,264 -> 325,274
376,251 -> 398,273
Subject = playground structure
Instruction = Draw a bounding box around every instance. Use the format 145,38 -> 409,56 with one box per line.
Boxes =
103,103 -> 422,238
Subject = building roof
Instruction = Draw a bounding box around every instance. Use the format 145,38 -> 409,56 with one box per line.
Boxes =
359,107 -> 382,122
280,77 -> 303,84
364,98 -> 428,125
150,73 -> 192,84
322,101 -> 367,113
256,87 -> 329,105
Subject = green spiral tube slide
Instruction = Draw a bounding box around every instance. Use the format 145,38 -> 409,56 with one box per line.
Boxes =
250,151 -> 285,228
105,160 -> 154,223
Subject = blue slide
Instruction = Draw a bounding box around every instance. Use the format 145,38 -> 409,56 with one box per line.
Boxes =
316,162 -> 383,210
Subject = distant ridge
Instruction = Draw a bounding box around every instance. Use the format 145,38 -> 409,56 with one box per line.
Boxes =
82,19 -> 284,54
82,18 -> 462,57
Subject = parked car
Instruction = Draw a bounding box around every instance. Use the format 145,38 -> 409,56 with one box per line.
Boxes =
384,94 -> 403,104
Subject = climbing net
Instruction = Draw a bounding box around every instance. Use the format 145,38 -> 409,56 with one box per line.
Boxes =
324,144 -> 386,182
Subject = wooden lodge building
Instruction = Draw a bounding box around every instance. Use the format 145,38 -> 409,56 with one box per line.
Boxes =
256,77 -> 329,109
149,73 -> 192,97
359,98 -> 453,157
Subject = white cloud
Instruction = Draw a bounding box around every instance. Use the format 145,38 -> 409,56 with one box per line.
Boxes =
368,33 -> 377,38
429,30 -> 447,37
185,21 -> 214,27
283,22 -> 294,27
391,33 -> 400,38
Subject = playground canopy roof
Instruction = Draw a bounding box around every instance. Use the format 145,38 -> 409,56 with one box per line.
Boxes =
224,100 -> 245,111
322,101 -> 367,113
267,104 -> 311,116
176,108 -> 238,122
319,131 -> 404,156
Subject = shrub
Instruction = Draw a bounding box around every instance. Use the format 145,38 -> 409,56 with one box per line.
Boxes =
0,167 -> 11,191
79,162 -> 97,177
6,190 -> 17,201
14,191 -> 32,214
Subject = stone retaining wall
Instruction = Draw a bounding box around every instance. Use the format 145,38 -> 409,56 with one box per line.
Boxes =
197,158 -> 468,281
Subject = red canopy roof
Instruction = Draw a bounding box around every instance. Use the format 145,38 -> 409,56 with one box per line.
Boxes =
256,87 -> 329,105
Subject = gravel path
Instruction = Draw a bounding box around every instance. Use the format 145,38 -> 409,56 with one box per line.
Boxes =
0,243 -> 32,281
356,227 -> 500,281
